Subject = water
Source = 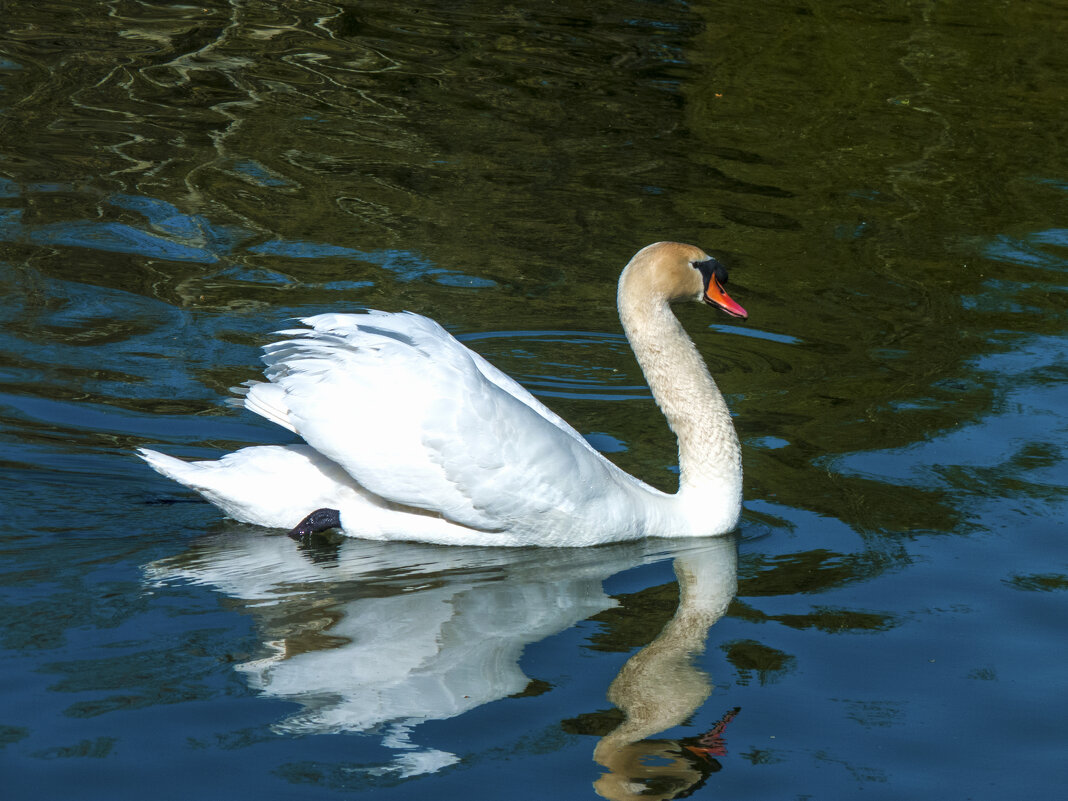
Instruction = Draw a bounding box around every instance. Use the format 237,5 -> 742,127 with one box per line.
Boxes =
1,1 -> 1065,798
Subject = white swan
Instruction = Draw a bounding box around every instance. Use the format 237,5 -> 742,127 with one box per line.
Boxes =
138,241 -> 748,546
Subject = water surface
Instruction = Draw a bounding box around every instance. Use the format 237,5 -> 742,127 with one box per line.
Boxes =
1,1 -> 1065,799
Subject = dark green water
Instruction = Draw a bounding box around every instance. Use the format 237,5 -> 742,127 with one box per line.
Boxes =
1,1 -> 1065,798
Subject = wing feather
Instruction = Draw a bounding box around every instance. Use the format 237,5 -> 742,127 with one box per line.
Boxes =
237,312 -> 639,532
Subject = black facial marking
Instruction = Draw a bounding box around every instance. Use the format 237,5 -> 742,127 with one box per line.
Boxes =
693,257 -> 729,287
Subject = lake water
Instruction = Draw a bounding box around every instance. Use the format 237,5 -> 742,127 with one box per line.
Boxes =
1,1 -> 1065,798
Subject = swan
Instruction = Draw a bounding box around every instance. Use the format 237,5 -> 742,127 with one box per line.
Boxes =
138,241 -> 748,546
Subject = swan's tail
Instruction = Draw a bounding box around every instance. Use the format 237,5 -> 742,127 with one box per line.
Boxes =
137,448 -> 207,489
136,445 -> 355,531
138,447 -> 276,526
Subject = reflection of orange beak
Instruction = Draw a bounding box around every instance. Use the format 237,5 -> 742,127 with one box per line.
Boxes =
704,276 -> 748,319
683,744 -> 723,762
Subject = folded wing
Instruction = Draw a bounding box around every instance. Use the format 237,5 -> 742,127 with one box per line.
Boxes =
238,312 -> 642,532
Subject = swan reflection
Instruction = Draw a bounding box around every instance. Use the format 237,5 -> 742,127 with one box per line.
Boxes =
592,537 -> 738,800
145,531 -> 736,792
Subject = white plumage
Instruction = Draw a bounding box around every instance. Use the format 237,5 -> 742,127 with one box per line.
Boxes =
139,242 -> 748,546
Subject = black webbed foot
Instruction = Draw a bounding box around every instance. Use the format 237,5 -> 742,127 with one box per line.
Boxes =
287,508 -> 342,541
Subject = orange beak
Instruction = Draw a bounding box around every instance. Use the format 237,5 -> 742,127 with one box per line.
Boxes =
704,275 -> 748,319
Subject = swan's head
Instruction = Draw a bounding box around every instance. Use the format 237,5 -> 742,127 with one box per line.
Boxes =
623,242 -> 748,319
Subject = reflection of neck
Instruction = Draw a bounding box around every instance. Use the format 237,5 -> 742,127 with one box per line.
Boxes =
593,539 -> 738,799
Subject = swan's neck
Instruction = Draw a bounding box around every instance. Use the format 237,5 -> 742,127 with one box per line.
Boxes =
618,279 -> 742,523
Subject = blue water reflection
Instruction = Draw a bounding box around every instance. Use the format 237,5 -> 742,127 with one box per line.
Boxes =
2,0 -> 1067,798
0,183 -> 493,286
